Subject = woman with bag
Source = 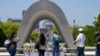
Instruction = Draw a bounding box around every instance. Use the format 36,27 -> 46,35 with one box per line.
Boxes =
7,32 -> 19,56
36,33 -> 46,56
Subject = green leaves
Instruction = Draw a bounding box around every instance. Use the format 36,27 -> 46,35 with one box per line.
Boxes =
31,30 -> 39,42
2,21 -> 19,37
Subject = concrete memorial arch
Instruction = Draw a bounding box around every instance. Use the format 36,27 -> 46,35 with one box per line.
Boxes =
17,0 -> 75,48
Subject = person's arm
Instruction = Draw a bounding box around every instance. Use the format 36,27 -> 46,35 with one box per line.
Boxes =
74,39 -> 78,44
96,37 -> 100,44
73,35 -> 80,44
97,42 -> 100,44
13,37 -> 19,42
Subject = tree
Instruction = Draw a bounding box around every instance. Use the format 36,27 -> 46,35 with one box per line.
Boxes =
0,20 -> 20,47
70,25 -> 79,40
2,20 -> 19,37
83,25 -> 95,46
31,30 -> 39,42
0,22 -> 7,47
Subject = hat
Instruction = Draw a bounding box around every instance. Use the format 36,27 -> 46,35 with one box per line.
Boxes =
78,28 -> 83,31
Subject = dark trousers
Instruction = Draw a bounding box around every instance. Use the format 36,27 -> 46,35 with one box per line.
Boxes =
7,49 -> 16,56
52,45 -> 59,56
77,47 -> 85,56
38,49 -> 45,56
95,49 -> 100,56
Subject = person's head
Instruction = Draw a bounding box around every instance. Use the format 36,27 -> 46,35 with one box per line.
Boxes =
78,28 -> 83,33
95,31 -> 99,37
9,32 -> 17,39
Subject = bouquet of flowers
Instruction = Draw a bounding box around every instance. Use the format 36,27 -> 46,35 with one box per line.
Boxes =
60,43 -> 66,52
23,43 -> 34,53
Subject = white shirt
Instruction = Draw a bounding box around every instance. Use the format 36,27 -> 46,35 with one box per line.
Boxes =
76,33 -> 86,47
40,44 -> 46,50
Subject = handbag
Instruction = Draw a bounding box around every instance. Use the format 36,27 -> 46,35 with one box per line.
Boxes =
4,39 -> 11,49
35,42 -> 40,49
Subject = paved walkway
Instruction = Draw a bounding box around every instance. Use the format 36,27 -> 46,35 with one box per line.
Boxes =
0,52 -> 64,56
24,52 -> 65,56
0,51 -> 95,56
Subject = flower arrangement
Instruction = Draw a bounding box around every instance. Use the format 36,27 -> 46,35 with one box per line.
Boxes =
23,43 -> 34,53
60,45 -> 66,52
47,42 -> 66,52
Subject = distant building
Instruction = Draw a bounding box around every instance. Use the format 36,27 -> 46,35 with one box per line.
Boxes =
7,18 -> 39,29
7,18 -> 21,23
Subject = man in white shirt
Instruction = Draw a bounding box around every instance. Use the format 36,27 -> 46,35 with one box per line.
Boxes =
73,28 -> 86,56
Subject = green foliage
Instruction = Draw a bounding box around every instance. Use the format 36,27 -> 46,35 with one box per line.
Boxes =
83,25 -> 95,46
0,20 -> 19,47
71,25 -> 79,40
52,25 -> 59,34
31,30 -> 39,42
0,22 -> 6,47
2,21 -> 19,37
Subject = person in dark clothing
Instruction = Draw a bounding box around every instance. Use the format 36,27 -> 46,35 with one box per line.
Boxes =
38,33 -> 46,56
7,32 -> 19,56
95,31 -> 100,56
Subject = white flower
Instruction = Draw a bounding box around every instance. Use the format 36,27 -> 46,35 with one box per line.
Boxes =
23,43 -> 34,52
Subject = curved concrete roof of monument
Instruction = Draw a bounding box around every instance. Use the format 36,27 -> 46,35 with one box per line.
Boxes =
17,0 -> 75,48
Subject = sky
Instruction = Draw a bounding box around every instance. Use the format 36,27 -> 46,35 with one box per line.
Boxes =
0,0 -> 100,26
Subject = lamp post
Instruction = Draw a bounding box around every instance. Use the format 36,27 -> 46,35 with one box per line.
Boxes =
73,20 -> 75,40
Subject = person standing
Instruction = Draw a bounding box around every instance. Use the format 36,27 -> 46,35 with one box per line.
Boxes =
95,31 -> 100,56
73,28 -> 86,56
51,32 -> 60,56
38,33 -> 46,56
7,32 -> 19,56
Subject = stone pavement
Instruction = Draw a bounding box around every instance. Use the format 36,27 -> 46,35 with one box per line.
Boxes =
0,51 -> 95,56
24,52 -> 65,56
0,52 -> 64,56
